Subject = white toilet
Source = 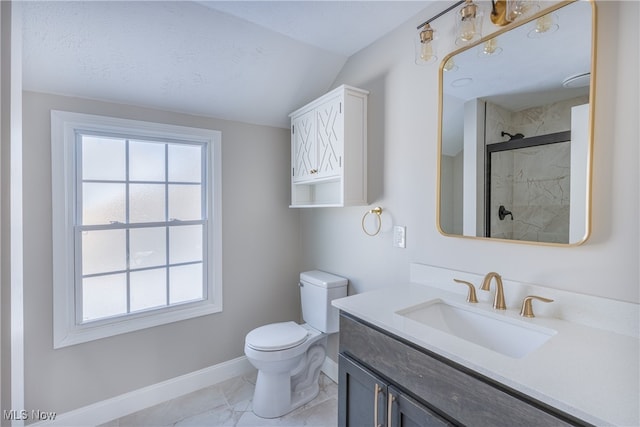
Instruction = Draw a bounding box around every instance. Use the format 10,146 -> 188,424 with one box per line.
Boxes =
244,270 -> 348,418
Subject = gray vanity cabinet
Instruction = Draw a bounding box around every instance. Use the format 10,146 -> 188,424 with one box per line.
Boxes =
388,385 -> 451,427
338,353 -> 385,426
338,313 -> 591,427
338,353 -> 451,427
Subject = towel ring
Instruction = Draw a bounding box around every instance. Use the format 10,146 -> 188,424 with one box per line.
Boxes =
362,207 -> 383,236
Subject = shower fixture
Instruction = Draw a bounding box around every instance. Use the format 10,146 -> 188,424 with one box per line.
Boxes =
499,205 -> 514,220
501,131 -> 524,140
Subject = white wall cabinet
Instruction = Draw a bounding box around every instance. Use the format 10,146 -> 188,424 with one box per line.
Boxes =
289,85 -> 368,207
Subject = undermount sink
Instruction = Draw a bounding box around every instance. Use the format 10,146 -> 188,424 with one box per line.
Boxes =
395,299 -> 556,358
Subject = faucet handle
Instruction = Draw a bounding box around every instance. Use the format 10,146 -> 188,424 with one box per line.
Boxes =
453,279 -> 478,303
520,295 -> 554,318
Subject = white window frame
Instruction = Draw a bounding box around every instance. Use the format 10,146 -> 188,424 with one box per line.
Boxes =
51,110 -> 222,349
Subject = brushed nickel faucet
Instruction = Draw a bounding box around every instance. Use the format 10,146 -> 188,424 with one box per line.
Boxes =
481,272 -> 506,310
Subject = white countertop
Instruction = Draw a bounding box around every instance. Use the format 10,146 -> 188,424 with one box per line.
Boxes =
332,283 -> 640,427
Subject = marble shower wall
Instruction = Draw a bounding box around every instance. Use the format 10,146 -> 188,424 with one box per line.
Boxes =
485,95 -> 589,144
490,142 -> 571,243
486,97 -> 586,243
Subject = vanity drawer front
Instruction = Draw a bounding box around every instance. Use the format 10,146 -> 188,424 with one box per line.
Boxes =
339,314 -> 587,427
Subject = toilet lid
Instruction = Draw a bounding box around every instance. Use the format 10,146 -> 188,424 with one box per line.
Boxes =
246,321 -> 309,351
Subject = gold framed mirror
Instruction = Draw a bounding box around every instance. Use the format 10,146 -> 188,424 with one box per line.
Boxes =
437,0 -> 595,246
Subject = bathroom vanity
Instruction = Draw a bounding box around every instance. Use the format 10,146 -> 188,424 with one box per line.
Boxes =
333,265 -> 640,427
338,313 -> 585,426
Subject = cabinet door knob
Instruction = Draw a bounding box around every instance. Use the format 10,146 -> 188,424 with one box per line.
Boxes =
310,168 -> 318,174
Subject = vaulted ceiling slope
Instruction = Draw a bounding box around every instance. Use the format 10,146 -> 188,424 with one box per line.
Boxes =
22,1 -> 431,129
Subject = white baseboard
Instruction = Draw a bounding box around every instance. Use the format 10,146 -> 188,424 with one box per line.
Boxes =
321,356 -> 339,384
33,354 -> 339,427
32,356 -> 255,427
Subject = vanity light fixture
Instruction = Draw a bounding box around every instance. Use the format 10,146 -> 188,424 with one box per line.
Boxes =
456,0 -> 483,45
415,23 -> 437,65
415,0 -> 464,66
416,0 -> 485,65
490,0 -> 539,27
490,0 -> 515,26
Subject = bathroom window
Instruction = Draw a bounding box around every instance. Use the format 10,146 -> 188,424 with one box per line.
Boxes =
51,111 -> 222,348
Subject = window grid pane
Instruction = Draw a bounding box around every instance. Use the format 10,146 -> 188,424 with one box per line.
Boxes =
77,133 -> 207,324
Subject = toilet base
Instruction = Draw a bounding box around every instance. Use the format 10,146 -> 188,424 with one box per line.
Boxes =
252,342 -> 326,418
252,370 -> 297,418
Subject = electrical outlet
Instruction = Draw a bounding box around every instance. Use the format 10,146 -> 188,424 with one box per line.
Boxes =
393,226 -> 406,248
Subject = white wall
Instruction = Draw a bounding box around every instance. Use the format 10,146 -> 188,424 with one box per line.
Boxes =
21,92 -> 301,414
439,155 -> 453,234
301,0 -> 639,318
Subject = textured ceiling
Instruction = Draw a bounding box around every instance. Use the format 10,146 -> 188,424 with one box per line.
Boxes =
199,1 -> 431,57
22,1 -> 432,128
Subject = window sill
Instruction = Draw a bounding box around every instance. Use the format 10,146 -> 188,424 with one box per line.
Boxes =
54,300 -> 222,349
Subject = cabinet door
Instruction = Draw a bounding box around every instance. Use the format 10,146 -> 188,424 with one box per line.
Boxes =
338,354 -> 387,427
315,96 -> 344,180
388,386 -> 453,427
292,109 -> 316,182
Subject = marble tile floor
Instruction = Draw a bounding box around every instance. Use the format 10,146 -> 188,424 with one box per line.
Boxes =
100,371 -> 338,427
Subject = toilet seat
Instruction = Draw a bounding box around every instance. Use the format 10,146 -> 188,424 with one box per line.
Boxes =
246,321 -> 309,351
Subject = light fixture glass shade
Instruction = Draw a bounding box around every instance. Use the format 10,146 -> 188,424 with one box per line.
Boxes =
527,12 -> 559,38
456,0 -> 483,45
506,0 -> 539,21
415,24 -> 437,65
479,38 -> 502,57
491,0 -> 540,26
443,57 -> 458,72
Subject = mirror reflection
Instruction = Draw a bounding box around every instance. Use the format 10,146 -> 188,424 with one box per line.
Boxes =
438,1 -> 593,245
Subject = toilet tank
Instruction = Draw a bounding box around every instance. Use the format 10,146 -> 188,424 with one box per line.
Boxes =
299,270 -> 348,334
